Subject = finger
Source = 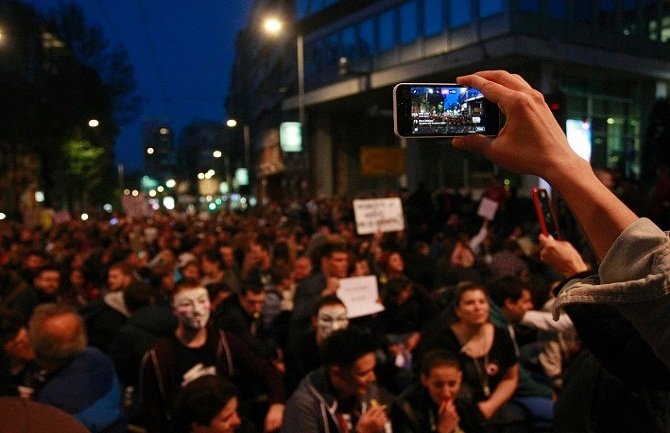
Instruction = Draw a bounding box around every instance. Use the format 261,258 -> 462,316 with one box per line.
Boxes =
538,233 -> 553,245
457,70 -> 532,91
452,134 -> 492,156
474,70 -> 533,90
456,72 -> 528,114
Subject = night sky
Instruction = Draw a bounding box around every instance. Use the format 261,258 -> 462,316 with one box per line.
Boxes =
25,0 -> 254,171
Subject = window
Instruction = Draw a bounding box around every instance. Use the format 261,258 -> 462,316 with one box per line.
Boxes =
449,0 -> 471,28
297,0 -> 347,18
379,9 -> 397,52
399,1 -> 419,44
518,0 -> 540,13
358,18 -> 375,57
341,25 -> 357,59
548,0 -> 567,19
599,0 -> 616,28
423,0 -> 444,36
622,0 -> 638,36
479,0 -> 504,18
575,2 -> 592,23
305,40 -> 323,82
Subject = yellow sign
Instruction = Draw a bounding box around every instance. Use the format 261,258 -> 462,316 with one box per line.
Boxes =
360,147 -> 406,176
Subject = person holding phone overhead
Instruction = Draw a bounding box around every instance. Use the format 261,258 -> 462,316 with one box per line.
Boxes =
450,70 -> 670,370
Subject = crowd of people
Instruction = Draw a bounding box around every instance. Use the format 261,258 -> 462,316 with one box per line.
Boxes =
1,70 -> 670,433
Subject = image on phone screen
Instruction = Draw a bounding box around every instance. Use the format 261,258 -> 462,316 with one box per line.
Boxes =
393,83 -> 501,138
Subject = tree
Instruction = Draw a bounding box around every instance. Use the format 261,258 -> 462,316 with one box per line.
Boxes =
0,1 -> 140,213
44,3 -> 140,125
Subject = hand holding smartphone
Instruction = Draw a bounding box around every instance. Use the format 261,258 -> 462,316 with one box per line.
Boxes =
393,83 -> 502,138
531,187 -> 560,239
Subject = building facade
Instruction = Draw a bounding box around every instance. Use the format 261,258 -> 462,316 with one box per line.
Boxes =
229,0 -> 670,201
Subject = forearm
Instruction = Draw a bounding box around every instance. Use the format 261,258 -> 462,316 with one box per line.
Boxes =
521,310 -> 573,333
547,158 -> 637,262
480,365 -> 518,418
486,376 -> 517,413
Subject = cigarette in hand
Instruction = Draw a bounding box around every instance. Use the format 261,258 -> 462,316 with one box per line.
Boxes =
370,399 -> 386,410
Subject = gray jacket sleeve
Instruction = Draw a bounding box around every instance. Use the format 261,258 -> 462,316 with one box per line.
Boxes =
281,386 -> 328,433
554,218 -> 670,368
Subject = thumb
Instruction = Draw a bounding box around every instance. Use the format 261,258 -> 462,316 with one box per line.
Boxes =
452,135 -> 491,155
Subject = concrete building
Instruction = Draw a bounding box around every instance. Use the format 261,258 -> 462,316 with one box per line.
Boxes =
228,0 -> 670,201
142,121 -> 174,180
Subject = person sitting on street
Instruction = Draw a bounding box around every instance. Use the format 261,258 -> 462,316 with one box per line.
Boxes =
140,278 -> 285,433
173,374 -> 257,433
28,303 -> 127,433
391,349 -> 485,433
281,327 -> 391,433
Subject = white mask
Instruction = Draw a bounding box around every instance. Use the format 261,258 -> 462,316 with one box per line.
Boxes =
173,287 -> 211,329
317,304 -> 349,340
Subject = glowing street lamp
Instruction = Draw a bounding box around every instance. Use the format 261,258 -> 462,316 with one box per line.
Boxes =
263,17 -> 283,35
261,17 -> 304,131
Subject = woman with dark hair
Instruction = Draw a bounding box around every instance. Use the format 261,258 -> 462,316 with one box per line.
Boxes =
435,238 -> 485,288
378,250 -> 407,285
418,283 -> 526,433
390,349 -> 484,433
174,374 -> 256,433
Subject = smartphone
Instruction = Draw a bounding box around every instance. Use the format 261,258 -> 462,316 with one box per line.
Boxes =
393,83 -> 502,138
531,187 -> 560,239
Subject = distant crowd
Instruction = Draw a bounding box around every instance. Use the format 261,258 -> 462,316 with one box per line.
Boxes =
1,169 -> 670,433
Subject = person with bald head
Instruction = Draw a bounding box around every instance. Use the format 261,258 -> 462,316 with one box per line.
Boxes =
27,303 -> 127,433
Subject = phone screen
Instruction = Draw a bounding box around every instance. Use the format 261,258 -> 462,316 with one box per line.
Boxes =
393,83 -> 501,138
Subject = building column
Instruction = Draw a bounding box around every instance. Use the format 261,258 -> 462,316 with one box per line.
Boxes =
311,114 -> 334,197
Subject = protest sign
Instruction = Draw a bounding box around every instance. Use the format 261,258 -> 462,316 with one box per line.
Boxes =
337,275 -> 385,318
477,197 -> 499,221
353,197 -> 404,235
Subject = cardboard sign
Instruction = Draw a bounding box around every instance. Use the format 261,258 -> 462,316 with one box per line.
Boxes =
353,197 -> 405,235
477,197 -> 499,221
337,275 -> 385,319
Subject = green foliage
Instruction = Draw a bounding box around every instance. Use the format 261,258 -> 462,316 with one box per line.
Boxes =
65,135 -> 105,180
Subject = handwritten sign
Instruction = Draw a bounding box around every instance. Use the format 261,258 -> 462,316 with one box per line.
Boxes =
337,275 -> 385,318
353,197 -> 405,235
477,197 -> 499,221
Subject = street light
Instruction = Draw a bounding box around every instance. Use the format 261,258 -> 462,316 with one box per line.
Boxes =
263,17 -> 283,35
261,16 -> 305,141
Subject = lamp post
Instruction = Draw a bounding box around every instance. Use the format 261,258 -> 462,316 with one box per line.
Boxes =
262,17 -> 304,127
263,17 -> 307,199
226,118 -> 250,193
212,149 -> 231,195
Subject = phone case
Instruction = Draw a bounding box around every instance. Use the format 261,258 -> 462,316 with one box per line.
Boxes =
531,187 -> 560,238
